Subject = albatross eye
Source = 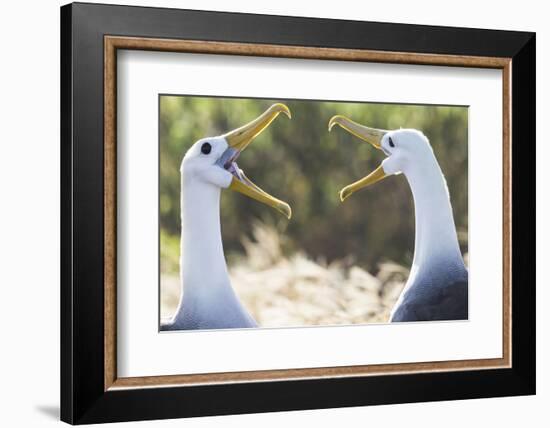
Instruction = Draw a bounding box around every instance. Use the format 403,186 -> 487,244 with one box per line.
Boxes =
388,137 -> 395,148
201,142 -> 212,154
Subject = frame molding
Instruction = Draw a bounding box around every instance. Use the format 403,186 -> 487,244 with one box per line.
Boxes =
62,2 -> 535,424
104,35 -> 512,391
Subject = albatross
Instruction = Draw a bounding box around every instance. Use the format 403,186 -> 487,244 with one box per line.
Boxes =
161,103 -> 292,331
328,115 -> 468,322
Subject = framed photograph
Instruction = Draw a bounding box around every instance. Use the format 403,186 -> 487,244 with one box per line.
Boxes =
61,2 -> 535,424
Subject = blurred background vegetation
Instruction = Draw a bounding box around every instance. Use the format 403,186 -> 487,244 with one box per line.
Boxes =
159,95 -> 468,325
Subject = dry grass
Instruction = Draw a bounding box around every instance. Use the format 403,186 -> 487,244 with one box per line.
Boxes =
161,222 -> 413,327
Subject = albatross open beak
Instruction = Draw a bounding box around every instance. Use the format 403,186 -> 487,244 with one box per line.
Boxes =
220,103 -> 292,219
328,115 -> 389,202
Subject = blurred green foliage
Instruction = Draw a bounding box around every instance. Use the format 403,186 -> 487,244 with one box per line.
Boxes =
160,96 -> 468,274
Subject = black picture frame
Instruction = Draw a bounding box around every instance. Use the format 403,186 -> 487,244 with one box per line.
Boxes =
61,2 -> 535,424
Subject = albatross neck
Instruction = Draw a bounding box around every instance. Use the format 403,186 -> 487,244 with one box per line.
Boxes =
404,158 -> 464,272
180,177 -> 230,293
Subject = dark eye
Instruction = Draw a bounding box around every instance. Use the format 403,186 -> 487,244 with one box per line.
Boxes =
388,137 -> 395,148
201,142 -> 212,154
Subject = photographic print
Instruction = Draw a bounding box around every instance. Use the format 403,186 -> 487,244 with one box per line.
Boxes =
159,96 -> 468,331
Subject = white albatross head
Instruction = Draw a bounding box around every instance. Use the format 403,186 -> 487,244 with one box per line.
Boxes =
328,114 -> 464,271
181,103 -> 292,219
328,115 -> 439,201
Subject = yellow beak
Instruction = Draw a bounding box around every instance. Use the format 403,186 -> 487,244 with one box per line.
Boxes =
328,115 -> 389,201
224,103 -> 292,219
224,103 -> 291,151
229,170 -> 292,219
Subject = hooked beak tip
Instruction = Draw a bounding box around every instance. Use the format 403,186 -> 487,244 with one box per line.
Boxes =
272,103 -> 292,119
328,115 -> 342,132
279,203 -> 292,220
339,189 -> 350,202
